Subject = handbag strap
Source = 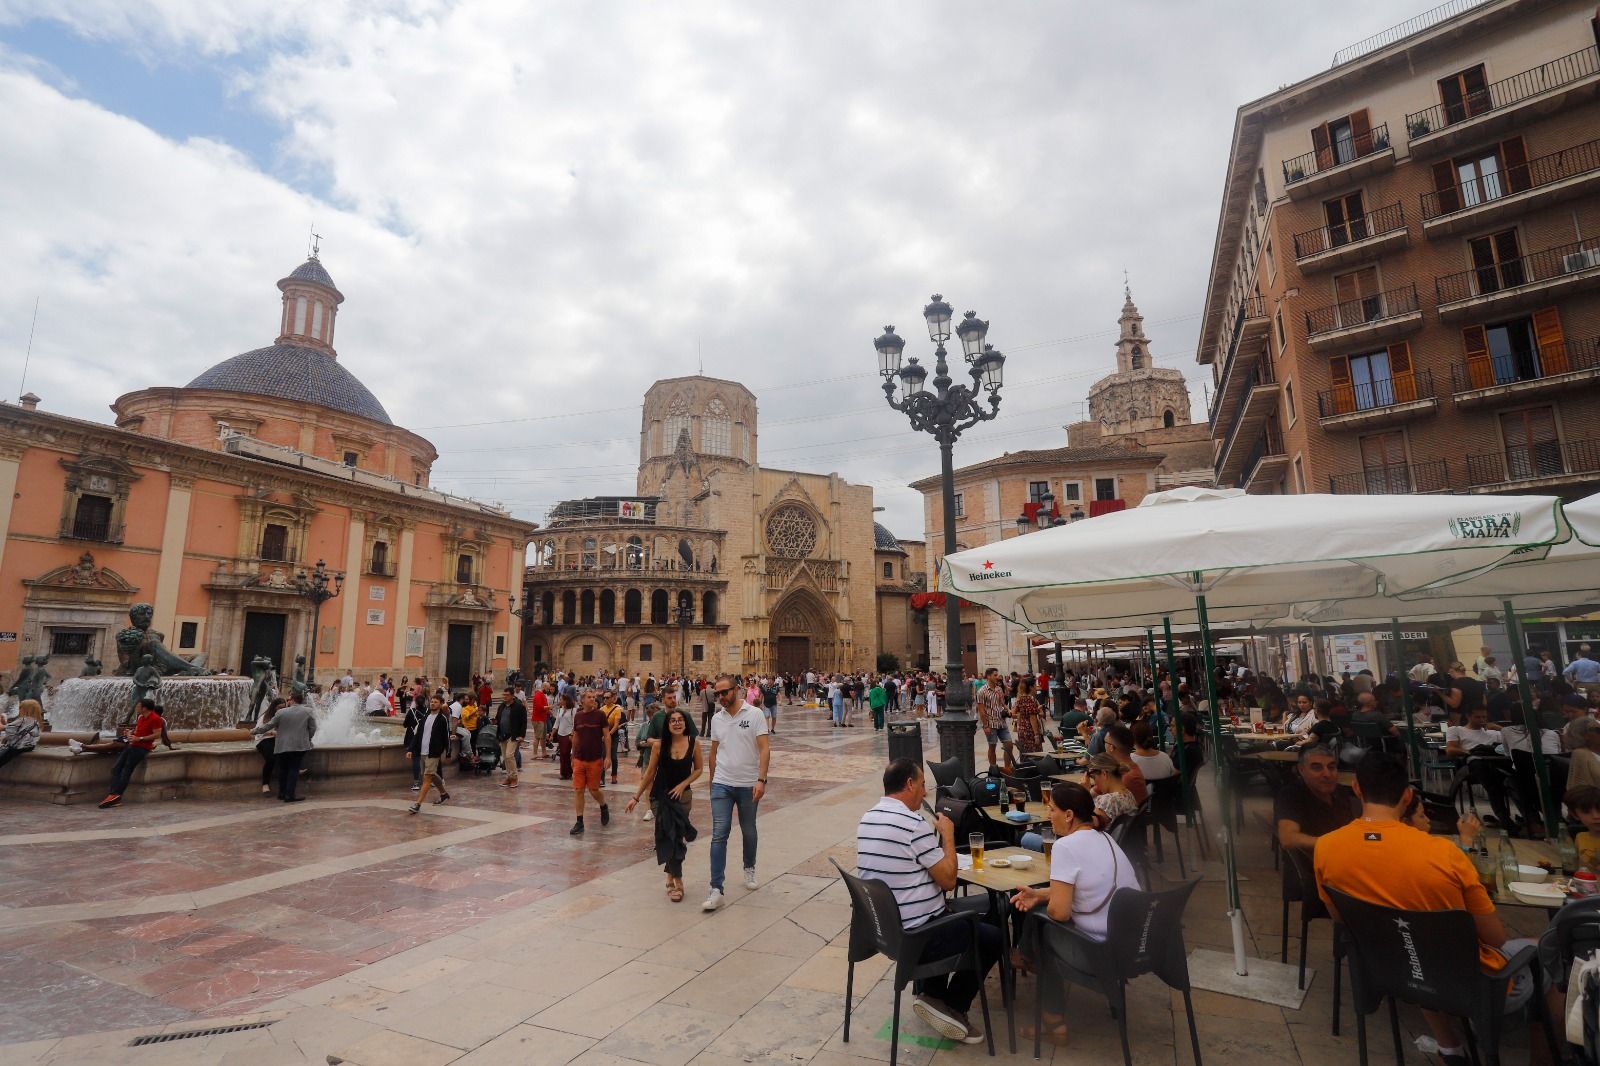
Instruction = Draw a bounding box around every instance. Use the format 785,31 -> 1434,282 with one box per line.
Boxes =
1073,832 -> 1123,919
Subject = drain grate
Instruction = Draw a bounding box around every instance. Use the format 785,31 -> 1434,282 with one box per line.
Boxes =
129,1020 -> 275,1046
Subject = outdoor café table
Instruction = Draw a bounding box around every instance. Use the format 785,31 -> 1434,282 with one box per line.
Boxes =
1452,835 -> 1567,910
1050,772 -> 1087,786
955,845 -> 1050,1052
980,800 -> 1053,828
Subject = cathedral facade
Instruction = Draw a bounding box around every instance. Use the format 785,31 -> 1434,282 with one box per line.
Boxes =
521,376 -> 885,677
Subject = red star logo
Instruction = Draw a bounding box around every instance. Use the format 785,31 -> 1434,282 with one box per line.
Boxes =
982,560 -> 994,569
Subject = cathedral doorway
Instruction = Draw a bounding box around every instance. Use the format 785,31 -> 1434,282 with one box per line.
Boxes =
769,591 -> 835,673
775,636 -> 810,675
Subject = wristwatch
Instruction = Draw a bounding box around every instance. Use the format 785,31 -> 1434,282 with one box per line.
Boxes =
758,778 -> 768,784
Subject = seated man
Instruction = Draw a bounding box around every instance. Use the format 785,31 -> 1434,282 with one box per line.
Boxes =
1315,755 -> 1537,1066
856,757 -> 997,1045
1560,693 -> 1599,753
1274,744 -> 1358,852
1448,705 -> 1518,829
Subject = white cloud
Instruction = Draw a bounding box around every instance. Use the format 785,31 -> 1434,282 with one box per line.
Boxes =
0,0 -> 1413,535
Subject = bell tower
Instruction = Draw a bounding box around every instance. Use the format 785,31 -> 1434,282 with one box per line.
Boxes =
275,255 -> 344,356
1113,282 -> 1149,374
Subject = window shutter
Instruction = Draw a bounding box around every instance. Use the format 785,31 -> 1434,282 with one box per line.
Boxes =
1349,109 -> 1373,155
1388,342 -> 1417,402
1431,161 -> 1461,213
1328,355 -> 1355,414
1462,324 -> 1492,389
1532,306 -> 1569,374
1500,136 -> 1531,193
1311,123 -> 1333,172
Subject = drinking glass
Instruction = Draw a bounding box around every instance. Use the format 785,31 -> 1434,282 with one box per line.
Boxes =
968,832 -> 985,871
1039,827 -> 1056,861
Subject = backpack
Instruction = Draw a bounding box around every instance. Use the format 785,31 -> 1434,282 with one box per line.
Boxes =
964,774 -> 1004,807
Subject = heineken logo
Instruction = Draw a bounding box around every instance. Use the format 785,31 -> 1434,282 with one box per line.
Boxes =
970,568 -> 1012,581
1449,513 -> 1520,539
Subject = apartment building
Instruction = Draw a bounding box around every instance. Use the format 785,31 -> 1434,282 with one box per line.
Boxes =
1201,0 -> 1600,498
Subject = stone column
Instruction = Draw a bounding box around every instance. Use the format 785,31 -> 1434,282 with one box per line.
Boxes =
0,445 -> 23,583
151,474 -> 194,640
336,514 -> 364,673
390,523 -> 417,671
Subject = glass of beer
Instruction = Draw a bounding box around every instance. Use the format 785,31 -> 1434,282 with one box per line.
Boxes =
968,833 -> 985,871
1040,827 -> 1056,860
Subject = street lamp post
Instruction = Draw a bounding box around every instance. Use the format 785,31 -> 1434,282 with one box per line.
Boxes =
876,296 -> 1006,777
293,559 -> 344,690
508,593 -> 537,675
673,601 -> 693,679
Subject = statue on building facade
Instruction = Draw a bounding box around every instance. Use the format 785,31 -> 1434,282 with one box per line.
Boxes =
114,602 -> 210,677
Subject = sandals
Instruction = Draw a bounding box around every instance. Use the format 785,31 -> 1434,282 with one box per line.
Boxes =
669,883 -> 685,903
1020,1017 -> 1070,1046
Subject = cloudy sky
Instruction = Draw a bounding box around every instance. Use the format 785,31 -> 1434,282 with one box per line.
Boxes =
1,0 -> 1411,540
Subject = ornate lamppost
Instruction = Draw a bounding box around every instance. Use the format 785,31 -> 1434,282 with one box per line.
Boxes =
293,559 -> 344,688
876,296 -> 1006,776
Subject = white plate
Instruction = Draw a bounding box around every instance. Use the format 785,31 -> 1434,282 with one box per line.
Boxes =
988,858 -> 1011,868
1508,881 -> 1565,905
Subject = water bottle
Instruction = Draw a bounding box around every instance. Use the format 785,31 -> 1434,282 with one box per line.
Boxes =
1498,829 -> 1521,891
1556,823 -> 1579,876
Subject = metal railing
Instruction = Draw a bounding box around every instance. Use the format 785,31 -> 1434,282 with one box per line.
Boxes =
1422,137 -> 1600,219
1304,283 -> 1420,338
1328,459 -> 1452,494
1293,202 -> 1405,260
1450,335 -> 1600,392
1436,236 -> 1600,304
1215,360 -> 1276,473
1332,0 -> 1491,66
1466,437 -> 1600,487
1283,123 -> 1391,187
1208,294 -> 1268,424
67,515 -> 112,541
1235,432 -> 1286,490
1317,369 -> 1434,418
1405,46 -> 1600,140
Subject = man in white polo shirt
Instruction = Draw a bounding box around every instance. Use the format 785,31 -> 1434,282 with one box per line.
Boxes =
703,674 -> 770,912
856,758 -> 997,1044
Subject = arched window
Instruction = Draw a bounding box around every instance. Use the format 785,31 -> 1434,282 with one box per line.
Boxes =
1163,409 -> 1175,428
456,552 -> 475,584
580,590 -> 596,624
624,589 -> 642,625
677,590 -> 694,621
370,541 -> 389,574
662,395 -> 691,456
1130,344 -> 1143,369
702,398 -> 732,455
561,590 -> 576,625
678,538 -> 694,571
626,536 -> 643,570
651,589 -> 669,624
539,541 -> 555,568
541,591 -> 555,624
599,589 -> 616,625
582,537 -> 597,570
702,591 -> 718,626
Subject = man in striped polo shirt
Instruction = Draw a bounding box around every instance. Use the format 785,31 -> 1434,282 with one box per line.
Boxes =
856,758 -> 999,1044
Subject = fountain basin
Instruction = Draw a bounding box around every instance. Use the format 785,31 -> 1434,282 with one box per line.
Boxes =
47,676 -> 256,732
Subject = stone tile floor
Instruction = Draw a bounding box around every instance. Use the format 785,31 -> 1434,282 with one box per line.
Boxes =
0,707 -> 1557,1065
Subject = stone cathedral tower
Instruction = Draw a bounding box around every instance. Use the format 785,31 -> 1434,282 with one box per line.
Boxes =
1085,285 -> 1195,435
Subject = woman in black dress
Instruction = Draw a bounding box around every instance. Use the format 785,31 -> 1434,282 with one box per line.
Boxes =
627,706 -> 703,902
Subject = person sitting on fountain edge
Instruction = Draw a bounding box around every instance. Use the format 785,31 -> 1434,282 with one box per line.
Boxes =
98,698 -> 175,809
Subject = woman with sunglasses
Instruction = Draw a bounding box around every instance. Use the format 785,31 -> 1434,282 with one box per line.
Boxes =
1011,780 -> 1141,1045
1082,753 -> 1137,826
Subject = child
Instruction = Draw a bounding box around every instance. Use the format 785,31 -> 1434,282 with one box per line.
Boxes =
1566,785 -> 1600,870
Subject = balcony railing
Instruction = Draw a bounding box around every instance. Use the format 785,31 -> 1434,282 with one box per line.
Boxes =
1293,202 -> 1406,260
1235,432 -> 1286,490
1215,359 -> 1275,470
1435,236 -> 1600,305
1304,283 -> 1420,338
1317,369 -> 1434,418
66,516 -> 112,542
1422,137 -> 1600,220
1405,46 -> 1600,141
1466,437 -> 1600,487
1283,123 -> 1392,187
1209,294 -> 1268,423
1331,0 -> 1491,66
1450,335 -> 1600,392
1328,459 -> 1452,494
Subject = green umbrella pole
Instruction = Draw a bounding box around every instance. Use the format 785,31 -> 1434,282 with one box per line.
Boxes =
1197,588 -> 1247,974
1503,599 -> 1559,837
1144,627 -> 1158,700
1163,616 -> 1191,826
1392,618 -> 1423,780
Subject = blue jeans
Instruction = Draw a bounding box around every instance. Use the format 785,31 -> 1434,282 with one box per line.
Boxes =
831,697 -> 844,724
709,783 -> 759,891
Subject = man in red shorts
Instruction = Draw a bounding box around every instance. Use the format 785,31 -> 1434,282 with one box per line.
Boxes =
570,689 -> 612,835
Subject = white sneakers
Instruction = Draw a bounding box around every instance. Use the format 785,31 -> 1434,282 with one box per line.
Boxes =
702,889 -> 724,912
744,868 -> 759,890
642,809 -> 654,822
67,739 -> 84,754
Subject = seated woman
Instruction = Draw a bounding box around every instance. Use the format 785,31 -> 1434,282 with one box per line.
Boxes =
1128,721 -> 1175,781
1083,753 -> 1138,825
1011,780 -> 1142,1045
0,699 -> 43,775
1078,707 -> 1116,756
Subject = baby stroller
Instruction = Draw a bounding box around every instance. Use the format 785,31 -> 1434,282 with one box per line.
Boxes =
473,720 -> 500,775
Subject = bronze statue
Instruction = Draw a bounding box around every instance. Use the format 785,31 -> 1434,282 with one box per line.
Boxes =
79,655 -> 102,677
290,654 -> 309,700
6,655 -> 36,700
247,655 -> 278,724
114,602 -> 209,677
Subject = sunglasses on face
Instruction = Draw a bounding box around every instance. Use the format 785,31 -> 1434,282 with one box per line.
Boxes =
714,687 -> 734,696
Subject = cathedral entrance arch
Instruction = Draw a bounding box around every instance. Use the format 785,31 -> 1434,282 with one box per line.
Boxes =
769,590 -> 836,674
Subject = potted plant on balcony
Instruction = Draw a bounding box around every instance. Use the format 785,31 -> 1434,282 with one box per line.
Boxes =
1372,130 -> 1390,150
1286,165 -> 1306,183
1407,116 -> 1432,138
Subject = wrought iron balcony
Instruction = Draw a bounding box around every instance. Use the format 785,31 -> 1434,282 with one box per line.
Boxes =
1282,123 -> 1393,198
1317,369 -> 1436,420
1435,236 -> 1600,318
1304,283 -> 1421,349
1422,137 -> 1600,230
1450,335 -> 1600,406
1292,202 -> 1407,267
1405,46 -> 1600,153
1328,459 -> 1451,495
1466,437 -> 1600,488
1207,294 -> 1269,425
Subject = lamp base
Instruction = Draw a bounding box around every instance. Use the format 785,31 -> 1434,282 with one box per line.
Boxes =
935,713 -> 978,778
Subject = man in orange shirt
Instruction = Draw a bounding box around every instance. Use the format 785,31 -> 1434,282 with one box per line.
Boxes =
1314,754 -> 1533,1065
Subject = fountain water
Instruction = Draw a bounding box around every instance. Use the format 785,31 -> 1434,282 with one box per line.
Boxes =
46,676 -> 255,732
312,691 -> 389,745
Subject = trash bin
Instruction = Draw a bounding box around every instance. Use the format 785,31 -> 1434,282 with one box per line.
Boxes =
887,720 -> 923,767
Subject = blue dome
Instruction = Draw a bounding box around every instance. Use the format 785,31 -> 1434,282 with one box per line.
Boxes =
186,344 -> 391,425
285,258 -> 340,294
874,522 -> 906,553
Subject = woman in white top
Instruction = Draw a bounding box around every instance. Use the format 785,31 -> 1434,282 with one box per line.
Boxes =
1286,692 -> 1319,736
1011,779 -> 1141,1045
1128,721 -> 1175,781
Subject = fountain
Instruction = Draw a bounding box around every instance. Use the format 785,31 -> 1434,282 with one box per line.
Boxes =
48,675 -> 255,732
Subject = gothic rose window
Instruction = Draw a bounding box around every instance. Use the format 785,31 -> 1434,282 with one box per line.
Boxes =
765,504 -> 818,558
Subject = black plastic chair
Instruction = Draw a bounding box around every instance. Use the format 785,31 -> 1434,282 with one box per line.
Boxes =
1148,775 -> 1188,878
1120,798 -> 1157,888
1034,755 -> 1065,777
831,859 -> 995,1064
1326,887 -> 1560,1066
1279,846 -> 1330,991
1026,879 -> 1204,1065
929,756 -> 963,793
1002,772 -> 1044,803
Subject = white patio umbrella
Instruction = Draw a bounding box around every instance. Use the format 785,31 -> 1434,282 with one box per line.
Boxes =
942,486 -> 1574,988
